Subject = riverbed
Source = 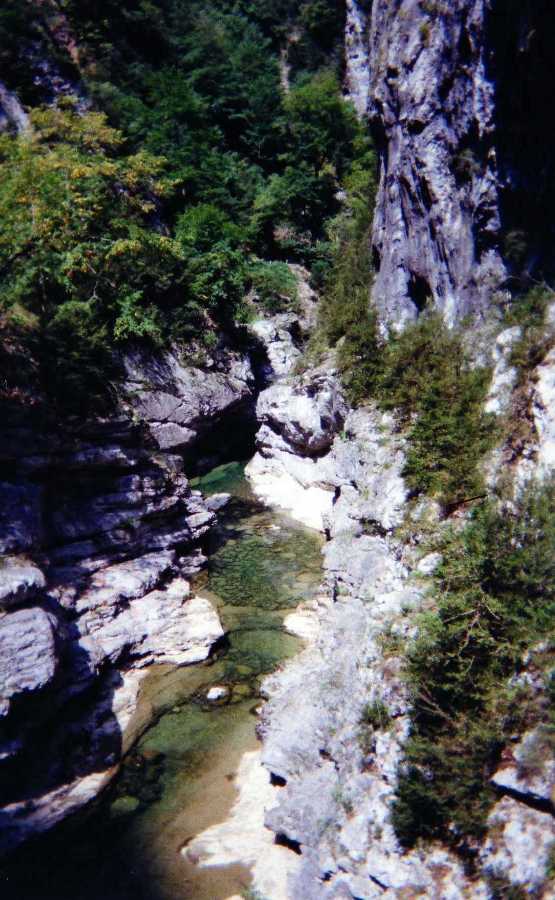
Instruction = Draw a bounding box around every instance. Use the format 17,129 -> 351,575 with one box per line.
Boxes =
1,463 -> 323,900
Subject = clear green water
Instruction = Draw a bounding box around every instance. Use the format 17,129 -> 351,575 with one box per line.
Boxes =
1,463 -> 323,900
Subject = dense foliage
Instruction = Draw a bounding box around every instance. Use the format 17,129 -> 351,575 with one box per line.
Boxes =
505,284 -> 555,382
393,480 -> 555,851
325,307 -> 496,509
0,0 -> 369,408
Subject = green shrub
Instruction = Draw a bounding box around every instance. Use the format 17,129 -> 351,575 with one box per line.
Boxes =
505,285 -> 555,382
0,0 -> 376,407
0,104 -> 181,407
379,314 -> 496,507
361,699 -> 392,731
248,261 -> 298,313
392,479 -> 555,849
337,313 -> 496,508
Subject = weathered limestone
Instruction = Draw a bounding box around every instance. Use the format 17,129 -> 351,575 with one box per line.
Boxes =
0,404 -> 224,852
365,0 -> 506,327
249,314 -> 302,381
246,320 -> 555,895
532,345 -> 555,477
246,364 -> 347,530
345,0 -> 370,116
481,797 -> 555,892
0,557 -> 46,609
185,750 -> 302,900
491,727 -> 555,809
249,395 -> 487,898
484,326 -> 521,416
0,79 -> 29,133
121,343 -> 255,455
0,607 -> 58,718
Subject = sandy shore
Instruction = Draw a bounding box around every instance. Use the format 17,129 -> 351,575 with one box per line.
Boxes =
184,748 -> 301,900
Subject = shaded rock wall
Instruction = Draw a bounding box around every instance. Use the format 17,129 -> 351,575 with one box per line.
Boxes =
0,300 -> 313,851
487,0 -> 555,286
121,342 -> 257,471
0,334 -> 263,851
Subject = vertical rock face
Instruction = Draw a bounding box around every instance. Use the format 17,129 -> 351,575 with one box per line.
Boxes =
344,0 -> 371,116
0,81 -> 30,133
364,0 -> 506,327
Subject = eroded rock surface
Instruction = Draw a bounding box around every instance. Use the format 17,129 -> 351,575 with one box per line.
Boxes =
366,0 -> 506,328
246,362 -> 347,529
121,343 -> 256,463
247,332 -> 555,895
0,406 -> 223,852
250,385 -> 488,897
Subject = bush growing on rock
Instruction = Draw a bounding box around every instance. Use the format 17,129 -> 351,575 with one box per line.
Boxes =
248,261 -> 299,313
392,479 -> 555,850
377,314 -> 496,508
331,309 -> 496,509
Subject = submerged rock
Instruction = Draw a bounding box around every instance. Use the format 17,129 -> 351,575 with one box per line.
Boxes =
206,685 -> 230,703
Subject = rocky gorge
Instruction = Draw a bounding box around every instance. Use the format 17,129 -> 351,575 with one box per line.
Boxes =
0,360 -> 235,851
239,315 -> 555,898
1,0 -> 555,898
0,267 -> 319,866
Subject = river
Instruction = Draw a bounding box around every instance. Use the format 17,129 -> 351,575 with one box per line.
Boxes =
1,462 -> 323,900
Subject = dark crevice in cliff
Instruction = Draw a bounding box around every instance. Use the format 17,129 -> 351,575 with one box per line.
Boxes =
275,832 -> 302,855
488,0 -> 555,287
270,772 -> 287,787
182,401 -> 258,476
493,784 -> 555,818
407,273 -> 431,315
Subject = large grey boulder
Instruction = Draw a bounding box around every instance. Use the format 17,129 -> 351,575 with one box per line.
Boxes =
0,606 -> 58,717
481,796 -> 555,891
249,314 -> 302,381
0,557 -> 46,609
256,373 -> 347,455
122,344 -> 255,451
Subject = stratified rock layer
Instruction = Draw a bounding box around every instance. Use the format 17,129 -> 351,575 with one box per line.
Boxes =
0,391 -> 226,851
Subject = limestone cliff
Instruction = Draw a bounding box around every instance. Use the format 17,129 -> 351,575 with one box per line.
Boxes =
239,6 -> 555,891
356,0 -> 506,327
346,0 -> 555,329
246,317 -> 555,900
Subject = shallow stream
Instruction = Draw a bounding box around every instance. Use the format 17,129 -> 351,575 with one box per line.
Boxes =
1,463 -> 323,900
